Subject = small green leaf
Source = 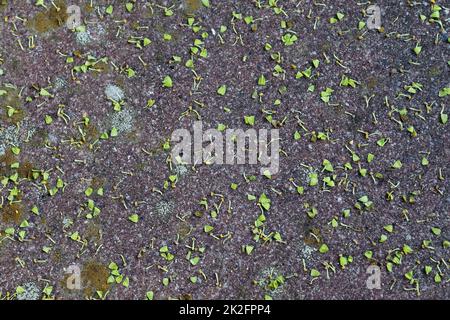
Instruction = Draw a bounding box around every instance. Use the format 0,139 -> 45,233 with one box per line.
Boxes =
70,231 -> 80,241
434,273 -> 442,283
309,172 -> 318,186
105,5 -> 113,14
413,45 -> 422,55
358,21 -> 366,30
190,256 -> 200,266
247,194 -> 256,201
377,138 -> 388,147
431,227 -> 441,236
319,244 -> 329,254
128,214 -> 139,223
245,245 -> 254,255
85,187 -> 93,197
258,193 -> 271,211
405,270 -> 414,280
217,85 -> 227,96
146,291 -> 154,300
258,74 -> 266,86
162,76 -> 173,88
111,127 -> 118,137
392,160 -> 403,169
11,147 -> 20,155
364,250 -> 373,259
402,244 -> 413,254
39,88 -> 52,97
424,266 -> 432,275
244,115 -> 255,126
339,255 -> 349,268
310,269 -> 321,277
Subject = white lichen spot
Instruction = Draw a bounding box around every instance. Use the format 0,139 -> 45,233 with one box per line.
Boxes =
75,30 -> 92,45
105,84 -> 125,102
16,282 -> 40,300
256,267 -> 286,297
173,165 -> 189,177
0,126 -> 20,156
300,244 -> 315,260
110,109 -> 134,134
53,77 -> 67,91
155,201 -> 174,217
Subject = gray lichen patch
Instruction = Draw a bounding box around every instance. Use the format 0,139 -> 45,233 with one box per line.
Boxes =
75,29 -> 92,46
16,282 -> 41,301
104,84 -> 125,102
0,0 -> 448,301
52,77 -> 67,91
0,124 -> 35,156
109,108 -> 135,134
154,200 -> 175,218
0,126 -> 19,156
255,267 -> 287,299
172,164 -> 189,177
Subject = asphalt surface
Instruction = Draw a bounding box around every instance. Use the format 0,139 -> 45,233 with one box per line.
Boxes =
0,0 -> 448,300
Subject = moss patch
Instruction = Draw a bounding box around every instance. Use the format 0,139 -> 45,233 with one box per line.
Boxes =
185,0 -> 202,14
0,0 -> 8,12
303,227 -> 323,249
177,221 -> 191,239
0,148 -> 17,176
27,0 -> 68,33
18,161 -> 34,179
2,203 -> 24,225
85,222 -> 102,244
27,128 -> 48,147
81,261 -> 110,297
0,86 -> 25,125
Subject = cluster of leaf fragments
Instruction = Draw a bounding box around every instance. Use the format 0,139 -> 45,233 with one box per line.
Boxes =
0,0 -> 448,300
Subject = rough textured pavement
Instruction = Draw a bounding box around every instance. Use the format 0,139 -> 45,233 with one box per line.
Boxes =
0,0 -> 448,300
